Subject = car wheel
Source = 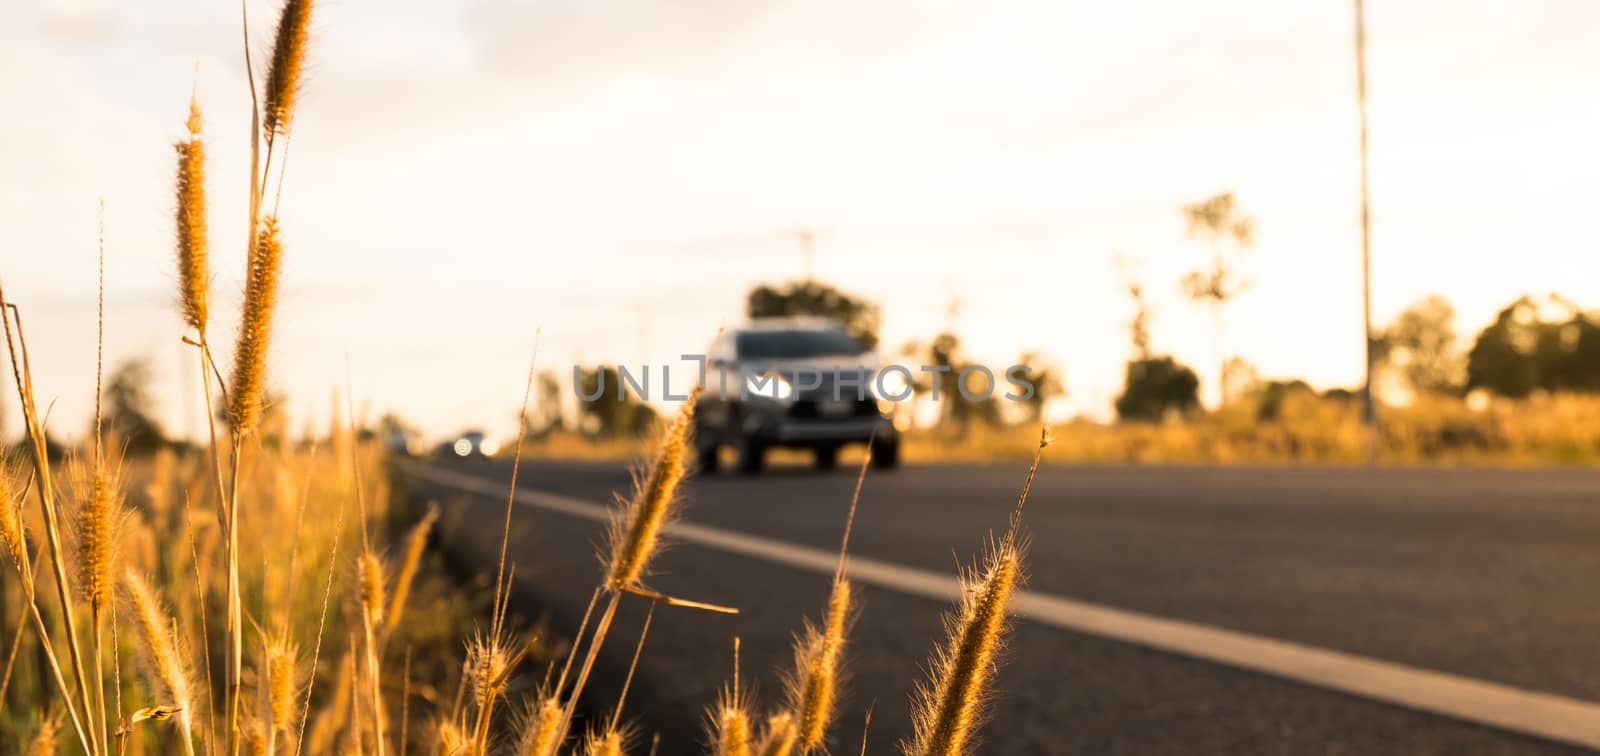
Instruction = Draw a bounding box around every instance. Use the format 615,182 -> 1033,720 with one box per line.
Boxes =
813,444 -> 839,471
695,440 -> 720,474
871,437 -> 900,469
735,434 -> 766,474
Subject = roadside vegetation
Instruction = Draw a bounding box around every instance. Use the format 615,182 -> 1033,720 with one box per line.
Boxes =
0,3 -> 1050,754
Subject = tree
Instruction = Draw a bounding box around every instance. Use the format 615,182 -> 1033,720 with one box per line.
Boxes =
746,280 -> 882,350
1376,294 -> 1465,396
1466,294 -> 1600,397
1115,356 -> 1200,422
574,366 -> 658,439
102,358 -> 167,454
1113,250 -> 1154,360
1179,192 -> 1255,406
1254,379 -> 1315,422
901,332 -> 1001,431
532,371 -> 566,436
1222,356 -> 1260,406
1011,352 -> 1064,422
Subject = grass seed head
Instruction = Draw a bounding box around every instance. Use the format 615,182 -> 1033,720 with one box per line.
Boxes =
436,717 -> 466,755
710,688 -> 753,756
24,711 -> 63,756
124,570 -> 193,733
74,461 -> 122,613
1,468 -> 27,575
904,544 -> 1022,756
228,216 -> 283,435
358,548 -> 386,628
174,97 -> 209,332
262,0 -> 312,138
788,577 -> 852,752
756,713 -> 798,756
515,695 -> 564,756
466,634 -> 511,708
266,638 -> 297,734
606,393 -> 697,590
384,506 -> 437,634
583,727 -> 628,756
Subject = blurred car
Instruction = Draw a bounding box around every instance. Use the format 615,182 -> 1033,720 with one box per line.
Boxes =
694,318 -> 900,473
436,429 -> 500,460
384,428 -> 420,457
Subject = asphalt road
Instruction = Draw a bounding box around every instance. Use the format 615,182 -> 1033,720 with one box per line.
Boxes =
409,457 -> 1600,755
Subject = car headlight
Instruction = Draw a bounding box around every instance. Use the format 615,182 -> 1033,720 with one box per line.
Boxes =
745,372 -> 794,401
453,439 -> 472,457
478,438 -> 500,457
874,369 -> 909,400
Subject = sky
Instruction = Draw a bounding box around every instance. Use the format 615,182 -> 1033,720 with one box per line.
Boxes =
1,0 -> 1597,442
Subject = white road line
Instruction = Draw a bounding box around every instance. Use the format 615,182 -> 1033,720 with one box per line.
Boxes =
421,466 -> 1600,751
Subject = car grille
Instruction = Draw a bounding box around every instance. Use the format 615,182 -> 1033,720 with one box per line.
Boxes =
789,397 -> 880,419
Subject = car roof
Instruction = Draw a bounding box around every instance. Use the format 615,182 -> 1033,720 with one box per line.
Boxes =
737,316 -> 846,333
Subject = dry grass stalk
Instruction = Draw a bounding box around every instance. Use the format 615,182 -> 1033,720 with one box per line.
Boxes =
605,392 -> 696,590
74,457 -> 122,752
515,696 -> 564,756
262,0 -> 312,141
712,695 -> 753,756
361,548 -> 391,756
228,216 -> 283,436
787,445 -> 869,753
583,728 -> 627,756
466,633 -> 511,749
306,649 -> 353,755
359,549 -> 387,629
124,570 -> 195,756
74,462 -> 121,615
903,429 -> 1047,756
384,506 -> 438,636
904,549 -> 1019,756
756,713 -> 798,756
1,467 -> 28,579
435,718 -> 466,755
174,97 -> 209,333
554,396 -> 705,754
26,711 -> 64,756
265,638 -> 296,738
785,581 -> 850,754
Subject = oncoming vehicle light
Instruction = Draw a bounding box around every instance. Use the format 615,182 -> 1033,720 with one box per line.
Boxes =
453,438 -> 472,457
745,372 -> 793,401
875,368 -> 909,400
478,437 -> 500,457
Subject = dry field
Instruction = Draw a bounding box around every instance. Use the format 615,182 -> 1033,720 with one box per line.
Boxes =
0,2 -> 1049,754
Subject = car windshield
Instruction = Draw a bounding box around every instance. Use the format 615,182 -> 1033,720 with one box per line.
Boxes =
737,329 -> 864,360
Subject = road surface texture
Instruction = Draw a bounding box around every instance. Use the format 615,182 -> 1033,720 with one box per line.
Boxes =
408,457 -> 1600,755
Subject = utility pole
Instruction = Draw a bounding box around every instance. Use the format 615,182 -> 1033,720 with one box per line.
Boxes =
1354,0 -> 1377,429
795,228 -> 816,280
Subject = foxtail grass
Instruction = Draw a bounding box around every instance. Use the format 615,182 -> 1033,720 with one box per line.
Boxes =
228,216 -> 282,437
1,466 -> 26,577
711,694 -> 752,756
264,637 -> 296,749
125,569 -> 195,756
26,710 -> 64,756
551,394 -> 727,754
755,713 -> 797,756
604,391 -> 696,591
785,445 -> 869,754
1,284 -> 99,755
516,695 -> 565,756
262,0 -> 312,142
583,728 -> 627,756
174,97 -> 209,333
903,429 -> 1046,756
383,506 -> 437,636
